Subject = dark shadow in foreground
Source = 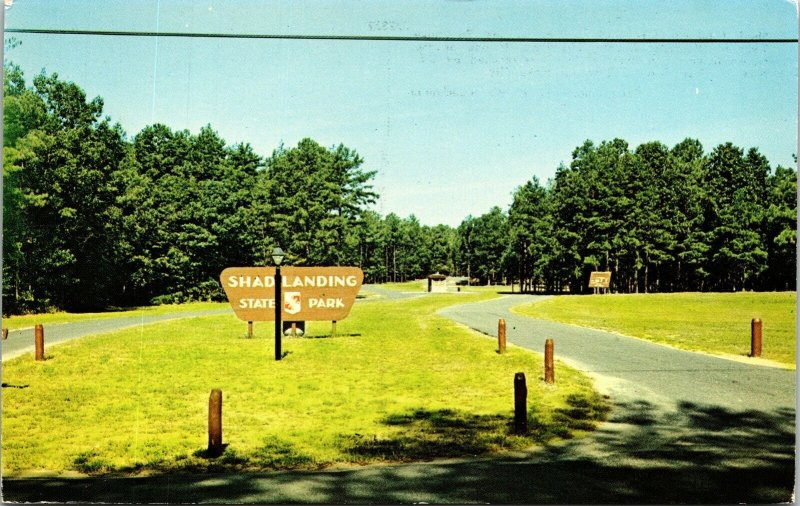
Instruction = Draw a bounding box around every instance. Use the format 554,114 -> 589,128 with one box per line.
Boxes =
3,400 -> 794,504
1,383 -> 29,389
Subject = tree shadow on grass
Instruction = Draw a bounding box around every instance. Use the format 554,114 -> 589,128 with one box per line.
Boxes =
339,395 -> 609,462
4,400 -> 795,504
337,409 -> 513,461
71,436 -> 315,476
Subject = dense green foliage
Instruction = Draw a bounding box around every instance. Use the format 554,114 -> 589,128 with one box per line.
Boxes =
1,68 -> 462,312
2,67 -> 796,312
509,139 -> 796,293
2,68 -> 380,312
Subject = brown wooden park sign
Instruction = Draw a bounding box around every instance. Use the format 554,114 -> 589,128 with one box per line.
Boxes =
588,271 -> 612,289
220,267 -> 364,322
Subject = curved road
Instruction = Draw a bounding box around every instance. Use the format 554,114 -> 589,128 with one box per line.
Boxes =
2,308 -> 232,361
3,293 -> 795,503
1,287 -> 400,361
440,295 -> 795,412
439,294 -> 796,501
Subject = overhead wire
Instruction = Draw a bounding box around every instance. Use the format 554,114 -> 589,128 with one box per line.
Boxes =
4,28 -> 798,43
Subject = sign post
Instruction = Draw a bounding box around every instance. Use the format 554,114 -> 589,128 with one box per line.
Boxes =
274,262 -> 282,360
271,248 -> 286,361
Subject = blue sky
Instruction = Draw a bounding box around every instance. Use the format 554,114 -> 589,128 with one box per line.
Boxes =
4,0 -> 797,226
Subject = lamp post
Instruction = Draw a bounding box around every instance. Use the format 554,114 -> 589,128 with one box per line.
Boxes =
272,247 -> 285,361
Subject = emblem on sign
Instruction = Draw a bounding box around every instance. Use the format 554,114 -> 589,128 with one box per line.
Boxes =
284,292 -> 302,315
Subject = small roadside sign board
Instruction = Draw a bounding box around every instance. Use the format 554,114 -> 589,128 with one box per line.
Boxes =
220,266 -> 364,322
588,271 -> 612,289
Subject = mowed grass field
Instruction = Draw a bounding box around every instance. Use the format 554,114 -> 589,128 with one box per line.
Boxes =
2,292 -> 607,476
1,301 -> 229,331
513,292 -> 796,366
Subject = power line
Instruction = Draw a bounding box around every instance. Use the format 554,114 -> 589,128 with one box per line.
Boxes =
5,28 -> 798,43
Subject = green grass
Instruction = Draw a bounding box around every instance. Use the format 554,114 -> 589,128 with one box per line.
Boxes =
2,301 -> 228,331
2,292 -> 607,476
513,292 -> 796,366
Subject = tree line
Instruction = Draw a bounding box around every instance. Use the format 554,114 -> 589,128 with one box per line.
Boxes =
504,139 -> 796,294
1,67 -> 458,312
2,67 -> 796,313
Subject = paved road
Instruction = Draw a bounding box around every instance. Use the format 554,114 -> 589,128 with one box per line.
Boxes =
2,309 -> 232,361
0,286 -> 399,359
1,288 -> 393,361
3,294 -> 796,503
440,295 -> 796,412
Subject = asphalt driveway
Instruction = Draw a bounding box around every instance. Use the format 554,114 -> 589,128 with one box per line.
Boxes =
1,308 -> 232,361
439,294 -> 795,412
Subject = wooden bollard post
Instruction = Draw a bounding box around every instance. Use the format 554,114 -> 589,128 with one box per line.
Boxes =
498,319 -> 507,354
34,324 -> 44,361
544,338 -> 554,384
514,372 -> 527,433
2,328 -> 8,340
247,321 -> 253,338
291,323 -> 297,337
208,389 -> 223,456
750,318 -> 762,358
332,321 -> 337,337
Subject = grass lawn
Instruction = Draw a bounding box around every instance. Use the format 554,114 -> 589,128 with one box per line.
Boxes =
1,301 -> 229,331
512,292 -> 796,366
2,292 -> 607,476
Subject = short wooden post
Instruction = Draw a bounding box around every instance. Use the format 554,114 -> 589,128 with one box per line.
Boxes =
247,321 -> 253,338
34,324 -> 44,361
331,321 -> 337,337
514,372 -> 527,433
291,322 -> 297,337
2,328 -> 8,340
544,338 -> 554,384
750,318 -> 762,358
208,389 -> 223,456
498,319 -> 507,354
